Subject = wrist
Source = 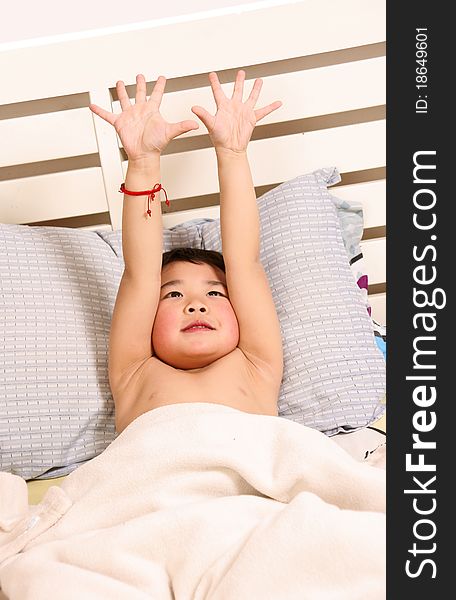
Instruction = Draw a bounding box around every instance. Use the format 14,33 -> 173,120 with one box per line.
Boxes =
215,147 -> 247,160
127,154 -> 161,171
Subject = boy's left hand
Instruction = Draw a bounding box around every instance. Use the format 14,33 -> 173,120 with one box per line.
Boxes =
191,70 -> 282,153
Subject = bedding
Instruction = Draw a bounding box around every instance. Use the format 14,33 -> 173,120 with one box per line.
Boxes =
0,402 -> 385,599
0,166 -> 385,480
373,320 -> 386,359
25,424 -> 386,505
0,222 -> 206,481
331,187 -> 372,314
0,226 -> 120,480
201,168 -> 385,433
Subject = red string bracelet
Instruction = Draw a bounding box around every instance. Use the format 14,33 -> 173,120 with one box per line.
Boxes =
119,182 -> 169,217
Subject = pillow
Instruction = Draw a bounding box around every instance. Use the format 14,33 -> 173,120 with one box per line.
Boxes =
0,224 -> 202,480
201,167 -> 385,434
0,226 -> 117,480
330,191 -> 371,315
0,166 -> 385,479
330,191 -> 386,358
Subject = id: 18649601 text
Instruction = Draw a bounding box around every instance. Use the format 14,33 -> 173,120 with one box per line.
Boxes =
416,28 -> 428,114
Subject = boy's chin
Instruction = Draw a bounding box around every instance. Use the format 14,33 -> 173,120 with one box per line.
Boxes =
159,347 -> 233,370
163,356 -> 214,370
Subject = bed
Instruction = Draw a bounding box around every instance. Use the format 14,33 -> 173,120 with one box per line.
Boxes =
0,2 -> 386,595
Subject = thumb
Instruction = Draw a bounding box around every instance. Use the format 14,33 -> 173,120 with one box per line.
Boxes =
168,119 -> 199,140
191,105 -> 214,130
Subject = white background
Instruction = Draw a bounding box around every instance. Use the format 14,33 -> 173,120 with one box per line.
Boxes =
2,0 -> 268,45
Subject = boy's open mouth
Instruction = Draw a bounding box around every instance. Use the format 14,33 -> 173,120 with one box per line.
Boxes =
181,320 -> 215,332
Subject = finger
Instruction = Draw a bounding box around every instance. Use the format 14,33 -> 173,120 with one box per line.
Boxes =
168,119 -> 200,140
254,100 -> 282,123
231,69 -> 245,102
88,103 -> 117,126
246,78 -> 263,108
148,75 -> 166,109
135,74 -> 147,104
208,72 -> 226,106
191,105 -> 215,130
116,80 -> 132,111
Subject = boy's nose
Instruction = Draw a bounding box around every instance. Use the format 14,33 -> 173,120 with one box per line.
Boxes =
185,303 -> 207,314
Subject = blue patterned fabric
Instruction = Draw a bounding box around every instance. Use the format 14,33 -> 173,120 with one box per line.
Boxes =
373,321 -> 386,360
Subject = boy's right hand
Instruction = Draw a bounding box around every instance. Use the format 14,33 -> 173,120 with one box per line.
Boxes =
89,74 -> 199,163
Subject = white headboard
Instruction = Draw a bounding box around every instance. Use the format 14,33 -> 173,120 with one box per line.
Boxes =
0,0 -> 385,323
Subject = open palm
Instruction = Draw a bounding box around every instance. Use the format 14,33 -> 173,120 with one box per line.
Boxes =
89,75 -> 199,160
191,70 -> 282,153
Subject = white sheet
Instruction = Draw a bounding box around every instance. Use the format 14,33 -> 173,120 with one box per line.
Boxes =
1,403 -> 385,599
332,426 -> 386,462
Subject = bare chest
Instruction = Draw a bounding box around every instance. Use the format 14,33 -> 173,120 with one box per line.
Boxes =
115,349 -> 278,432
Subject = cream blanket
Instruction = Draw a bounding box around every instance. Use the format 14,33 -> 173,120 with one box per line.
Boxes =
0,403 -> 385,599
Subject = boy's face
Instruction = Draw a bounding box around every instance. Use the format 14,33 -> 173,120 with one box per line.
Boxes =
152,261 -> 239,369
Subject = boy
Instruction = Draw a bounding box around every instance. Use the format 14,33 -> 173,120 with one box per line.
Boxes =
89,70 -> 284,433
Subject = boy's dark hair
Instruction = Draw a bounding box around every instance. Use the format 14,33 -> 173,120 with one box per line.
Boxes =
162,247 -> 225,274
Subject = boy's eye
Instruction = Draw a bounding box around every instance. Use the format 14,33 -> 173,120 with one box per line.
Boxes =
164,290 -> 225,299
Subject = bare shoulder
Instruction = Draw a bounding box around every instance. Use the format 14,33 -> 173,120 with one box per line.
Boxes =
112,347 -> 281,432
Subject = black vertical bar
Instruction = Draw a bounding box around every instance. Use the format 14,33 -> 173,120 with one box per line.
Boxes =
388,1 -> 451,596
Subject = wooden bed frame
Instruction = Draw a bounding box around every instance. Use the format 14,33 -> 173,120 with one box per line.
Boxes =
0,0 -> 386,324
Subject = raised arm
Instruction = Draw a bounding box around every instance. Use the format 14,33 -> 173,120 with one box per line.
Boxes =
90,75 -> 198,278
191,71 -> 284,381
89,75 -> 199,399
